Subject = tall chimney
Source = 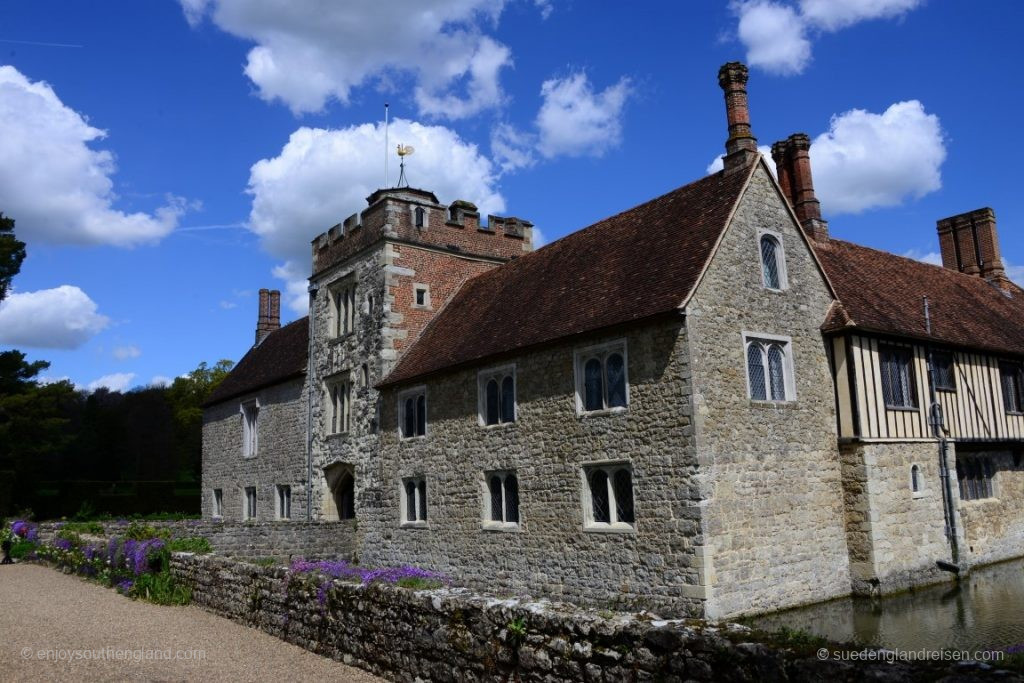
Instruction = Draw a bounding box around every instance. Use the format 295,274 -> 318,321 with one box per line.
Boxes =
718,62 -> 759,172
937,208 -> 1011,289
255,288 -> 280,345
771,134 -> 829,241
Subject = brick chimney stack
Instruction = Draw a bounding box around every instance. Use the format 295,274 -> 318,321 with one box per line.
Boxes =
255,288 -> 281,345
937,208 -> 1011,289
718,62 -> 759,172
771,133 -> 829,241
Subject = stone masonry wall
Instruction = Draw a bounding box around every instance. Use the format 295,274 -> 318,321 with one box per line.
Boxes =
687,163 -> 852,619
202,377 -> 309,521
839,441 -> 955,595
39,519 -> 355,559
369,320 -> 706,617
959,448 -> 1024,569
169,552 -> 1003,682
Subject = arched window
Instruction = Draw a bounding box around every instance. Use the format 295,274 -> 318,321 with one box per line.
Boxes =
485,471 -> 520,527
403,397 -> 415,437
747,343 -> 766,400
485,379 -> 500,425
500,376 -> 516,423
911,465 -> 920,493
489,475 -> 503,521
414,206 -> 425,228
415,395 -> 426,436
405,480 -> 417,521
584,358 -> 603,411
760,234 -> 785,290
745,336 -> 793,402
576,341 -> 629,414
337,471 -> 355,520
584,463 -> 635,529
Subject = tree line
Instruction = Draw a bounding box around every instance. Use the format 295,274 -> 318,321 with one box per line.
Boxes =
0,212 -> 232,518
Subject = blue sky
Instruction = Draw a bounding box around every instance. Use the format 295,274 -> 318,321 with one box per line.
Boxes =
1,1 -> 1021,391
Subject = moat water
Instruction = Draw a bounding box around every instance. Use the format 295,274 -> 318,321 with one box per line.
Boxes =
747,558 -> 1024,653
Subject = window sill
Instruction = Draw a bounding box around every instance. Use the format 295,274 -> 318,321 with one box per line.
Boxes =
936,387 -> 956,394
328,333 -> 354,344
479,420 -> 516,429
884,406 -> 920,413
762,286 -> 788,294
326,432 -> 350,440
1006,411 -> 1024,417
911,490 -> 930,499
399,434 -> 427,442
400,521 -> 429,529
748,399 -> 797,409
583,523 -> 636,534
411,304 -> 432,311
960,497 -> 999,506
242,455 -> 257,460
578,406 -> 628,418
482,522 -> 522,533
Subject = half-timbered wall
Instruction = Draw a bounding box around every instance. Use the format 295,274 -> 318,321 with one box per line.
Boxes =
832,334 -> 1024,442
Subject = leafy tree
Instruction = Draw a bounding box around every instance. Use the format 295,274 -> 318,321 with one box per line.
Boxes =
166,360 -> 234,481
0,213 -> 26,302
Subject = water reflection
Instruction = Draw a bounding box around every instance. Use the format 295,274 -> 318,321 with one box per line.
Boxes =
747,558 -> 1024,652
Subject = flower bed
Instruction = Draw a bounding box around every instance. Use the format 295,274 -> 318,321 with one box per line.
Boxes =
286,558 -> 449,607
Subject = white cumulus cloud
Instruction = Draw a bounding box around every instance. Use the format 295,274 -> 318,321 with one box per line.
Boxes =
810,100 -> 945,214
247,118 -> 505,313
536,73 -> 631,159
86,372 -> 136,393
902,249 -> 943,266
113,345 -> 141,360
0,66 -> 186,246
149,375 -> 174,388
732,0 -> 923,75
180,0 -> 513,118
705,145 -> 775,175
0,285 -> 110,349
735,1 -> 811,75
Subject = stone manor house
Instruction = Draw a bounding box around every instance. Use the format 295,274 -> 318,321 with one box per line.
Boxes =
202,63 -> 1024,620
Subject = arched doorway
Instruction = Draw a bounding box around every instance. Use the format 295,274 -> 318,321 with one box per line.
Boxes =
322,462 -> 355,521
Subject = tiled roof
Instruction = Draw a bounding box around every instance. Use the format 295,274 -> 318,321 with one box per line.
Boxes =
381,165 -> 753,387
204,317 -> 309,406
816,239 -> 1024,356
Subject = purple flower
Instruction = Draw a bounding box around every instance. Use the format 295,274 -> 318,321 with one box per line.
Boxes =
116,579 -> 134,594
11,520 -> 28,538
54,538 -> 73,551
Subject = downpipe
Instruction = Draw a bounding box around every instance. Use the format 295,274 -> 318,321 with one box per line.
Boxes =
306,283 -> 319,521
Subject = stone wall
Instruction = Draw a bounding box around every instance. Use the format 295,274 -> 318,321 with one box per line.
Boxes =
371,320 -> 705,617
686,164 -> 852,619
169,552 -> 1003,682
839,441 -> 955,595
959,447 -> 1024,569
38,519 -> 355,560
202,377 -> 309,521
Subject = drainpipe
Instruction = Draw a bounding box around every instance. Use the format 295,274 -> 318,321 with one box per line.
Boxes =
306,283 -> 319,521
924,297 -> 960,569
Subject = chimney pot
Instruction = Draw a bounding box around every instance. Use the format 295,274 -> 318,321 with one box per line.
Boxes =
255,288 -> 280,345
937,208 -> 1009,288
773,133 -> 828,241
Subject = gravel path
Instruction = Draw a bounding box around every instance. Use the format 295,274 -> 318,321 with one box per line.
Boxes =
0,563 -> 384,682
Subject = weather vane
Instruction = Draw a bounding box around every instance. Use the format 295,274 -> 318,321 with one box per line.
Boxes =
396,144 -> 414,187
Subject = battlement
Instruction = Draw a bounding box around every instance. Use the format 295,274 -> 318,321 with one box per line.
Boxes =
312,187 -> 533,275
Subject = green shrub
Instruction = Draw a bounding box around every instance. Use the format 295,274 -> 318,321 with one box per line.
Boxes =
55,529 -> 83,546
124,522 -> 170,541
167,537 -> 212,554
72,500 -> 97,521
10,539 -> 36,559
396,577 -> 445,590
130,571 -> 192,605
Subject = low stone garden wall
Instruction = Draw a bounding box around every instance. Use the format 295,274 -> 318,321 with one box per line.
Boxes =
37,520 -> 355,560
169,552 -> 1012,682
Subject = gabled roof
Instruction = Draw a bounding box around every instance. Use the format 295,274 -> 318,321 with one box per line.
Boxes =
816,239 -> 1024,356
204,317 -> 309,406
381,165 -> 754,387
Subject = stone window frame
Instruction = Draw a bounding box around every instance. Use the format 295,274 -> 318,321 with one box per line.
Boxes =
477,364 -> 517,427
412,283 -> 432,310
398,386 -> 427,439
909,464 -> 928,499
276,484 -> 292,520
240,399 -> 259,459
400,475 -> 428,528
212,488 -> 223,518
581,460 -> 636,533
243,486 -> 257,521
411,204 -> 429,230
329,277 -> 357,338
482,469 -> 521,531
325,374 -> 352,436
573,339 -> 630,416
757,228 -> 788,291
742,332 -> 797,403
